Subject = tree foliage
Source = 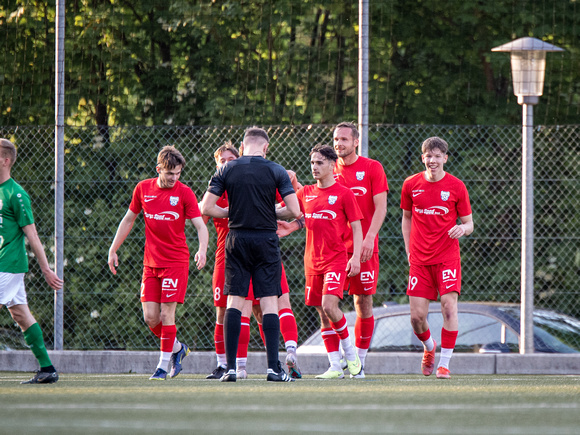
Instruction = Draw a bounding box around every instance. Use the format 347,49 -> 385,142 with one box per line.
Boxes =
1,0 -> 579,127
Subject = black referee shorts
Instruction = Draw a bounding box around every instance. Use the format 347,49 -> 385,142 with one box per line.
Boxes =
224,230 -> 282,299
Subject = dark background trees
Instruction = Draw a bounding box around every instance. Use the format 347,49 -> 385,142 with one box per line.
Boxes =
1,0 -> 579,128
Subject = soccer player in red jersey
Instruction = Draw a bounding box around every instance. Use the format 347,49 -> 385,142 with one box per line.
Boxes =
108,146 -> 209,380
333,122 -> 388,378
278,144 -> 364,379
205,143 -> 302,379
400,137 -> 473,379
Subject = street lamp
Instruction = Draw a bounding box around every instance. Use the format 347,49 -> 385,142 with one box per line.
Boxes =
491,37 -> 564,354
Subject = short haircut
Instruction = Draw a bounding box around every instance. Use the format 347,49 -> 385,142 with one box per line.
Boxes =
334,121 -> 359,140
0,139 -> 17,167
243,126 -> 269,144
157,145 -> 185,170
310,144 -> 338,162
214,141 -> 240,162
421,137 -> 449,155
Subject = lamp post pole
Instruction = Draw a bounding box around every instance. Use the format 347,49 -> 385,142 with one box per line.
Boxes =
492,37 -> 564,354
521,96 -> 536,354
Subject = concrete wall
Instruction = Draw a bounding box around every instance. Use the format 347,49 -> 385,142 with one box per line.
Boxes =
1,350 -> 579,375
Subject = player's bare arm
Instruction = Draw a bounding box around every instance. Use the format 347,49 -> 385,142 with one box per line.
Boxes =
361,191 -> 388,263
22,223 -> 64,290
190,216 -> 209,270
346,220 -> 363,277
108,209 -> 139,275
448,214 -> 474,239
401,209 -> 412,264
200,192 -> 228,219
276,193 -> 300,220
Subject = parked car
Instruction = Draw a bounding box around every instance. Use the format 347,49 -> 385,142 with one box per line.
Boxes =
297,302 -> 580,354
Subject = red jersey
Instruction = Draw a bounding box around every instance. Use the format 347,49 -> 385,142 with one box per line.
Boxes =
297,183 -> 363,275
400,172 -> 472,265
129,178 -> 201,267
213,191 -> 284,268
335,156 -> 388,253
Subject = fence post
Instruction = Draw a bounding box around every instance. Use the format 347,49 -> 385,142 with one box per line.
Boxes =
54,0 -> 65,350
358,0 -> 369,158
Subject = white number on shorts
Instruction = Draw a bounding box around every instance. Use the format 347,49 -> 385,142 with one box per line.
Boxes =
214,286 -> 222,301
0,235 -> 3,250
408,276 -> 418,291
306,286 -> 311,301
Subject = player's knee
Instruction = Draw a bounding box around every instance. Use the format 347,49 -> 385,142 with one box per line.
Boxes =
410,313 -> 427,330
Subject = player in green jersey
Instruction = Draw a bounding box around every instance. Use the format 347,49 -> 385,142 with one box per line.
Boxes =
0,138 -> 64,384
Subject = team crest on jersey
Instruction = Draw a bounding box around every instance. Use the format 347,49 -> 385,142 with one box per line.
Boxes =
328,195 -> 337,205
441,191 -> 450,201
170,196 -> 179,206
356,171 -> 365,181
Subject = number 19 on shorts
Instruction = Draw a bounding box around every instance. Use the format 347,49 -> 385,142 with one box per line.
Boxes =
408,276 -> 418,292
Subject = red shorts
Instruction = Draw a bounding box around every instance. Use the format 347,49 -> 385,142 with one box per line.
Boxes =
345,252 -> 379,295
406,259 -> 462,301
305,270 -> 347,307
141,265 -> 189,304
213,263 -> 290,307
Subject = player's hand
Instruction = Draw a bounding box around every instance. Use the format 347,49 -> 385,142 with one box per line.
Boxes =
194,251 -> 206,270
448,224 -> 466,239
108,251 -> 118,275
360,237 -> 374,263
276,220 -> 296,238
286,170 -> 302,192
346,257 -> 360,277
43,270 -> 64,291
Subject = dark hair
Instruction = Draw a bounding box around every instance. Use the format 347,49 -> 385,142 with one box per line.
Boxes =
0,139 -> 17,167
214,141 -> 240,161
421,137 -> 449,155
334,121 -> 359,140
310,144 -> 338,162
243,126 -> 269,143
157,145 -> 186,169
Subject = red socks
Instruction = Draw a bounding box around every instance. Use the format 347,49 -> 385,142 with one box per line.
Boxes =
321,328 -> 340,353
355,316 -> 374,350
279,308 -> 298,347
331,315 -> 350,340
441,328 -> 458,349
237,316 -> 251,358
160,324 -> 176,353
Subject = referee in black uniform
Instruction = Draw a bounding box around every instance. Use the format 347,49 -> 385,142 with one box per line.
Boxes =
201,127 -> 301,382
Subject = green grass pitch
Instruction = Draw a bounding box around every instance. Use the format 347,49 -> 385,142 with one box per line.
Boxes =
1,373 -> 578,434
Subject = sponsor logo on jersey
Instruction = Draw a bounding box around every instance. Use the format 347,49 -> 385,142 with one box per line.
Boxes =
144,211 -> 181,221
356,171 -> 365,181
414,206 -> 449,215
170,196 -> 179,206
328,195 -> 337,205
305,195 -> 317,202
412,190 -> 424,197
305,210 -> 337,220
441,191 -> 450,201
351,186 -> 367,196
144,195 -> 157,203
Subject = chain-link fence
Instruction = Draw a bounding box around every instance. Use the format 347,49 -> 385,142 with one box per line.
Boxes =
1,124 -> 578,352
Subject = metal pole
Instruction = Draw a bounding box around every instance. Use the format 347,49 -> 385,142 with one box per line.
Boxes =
358,0 -> 369,157
54,0 -> 65,350
520,99 -> 535,354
